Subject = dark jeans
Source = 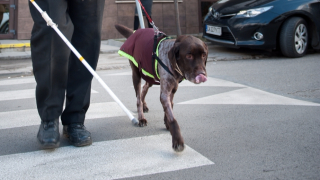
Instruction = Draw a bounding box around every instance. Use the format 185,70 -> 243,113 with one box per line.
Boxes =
29,0 -> 105,125
134,15 -> 153,30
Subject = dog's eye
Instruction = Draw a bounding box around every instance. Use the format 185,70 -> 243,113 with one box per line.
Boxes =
202,53 -> 207,58
186,54 -> 193,59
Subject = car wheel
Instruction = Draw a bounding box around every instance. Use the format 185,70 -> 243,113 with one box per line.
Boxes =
279,17 -> 308,58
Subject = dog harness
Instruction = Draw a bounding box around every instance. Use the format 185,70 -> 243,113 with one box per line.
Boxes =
118,28 -> 169,85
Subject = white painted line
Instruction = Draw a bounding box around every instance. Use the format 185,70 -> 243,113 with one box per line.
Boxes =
134,77 -> 245,89
0,134 -> 214,179
0,102 -> 130,129
0,77 -> 35,86
134,77 -> 245,88
0,89 -> 35,101
107,71 -> 132,76
0,89 -> 98,101
178,87 -> 320,106
179,77 -> 245,87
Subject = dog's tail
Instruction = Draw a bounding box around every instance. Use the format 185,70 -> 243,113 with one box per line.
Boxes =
115,24 -> 134,39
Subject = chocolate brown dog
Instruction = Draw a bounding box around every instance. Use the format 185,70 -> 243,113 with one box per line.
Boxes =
116,24 -> 208,152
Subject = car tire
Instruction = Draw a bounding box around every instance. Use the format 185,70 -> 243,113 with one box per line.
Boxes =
279,17 -> 308,58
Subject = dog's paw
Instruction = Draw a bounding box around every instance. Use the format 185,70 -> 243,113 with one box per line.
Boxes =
138,119 -> 148,127
143,105 -> 149,113
172,138 -> 185,152
169,120 -> 184,152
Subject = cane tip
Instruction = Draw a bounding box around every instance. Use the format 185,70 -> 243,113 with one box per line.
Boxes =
131,118 -> 139,126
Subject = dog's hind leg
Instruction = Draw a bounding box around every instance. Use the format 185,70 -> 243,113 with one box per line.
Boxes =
130,61 -> 148,127
141,82 -> 152,113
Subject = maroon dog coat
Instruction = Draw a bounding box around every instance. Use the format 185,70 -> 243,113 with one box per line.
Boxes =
118,28 -> 167,85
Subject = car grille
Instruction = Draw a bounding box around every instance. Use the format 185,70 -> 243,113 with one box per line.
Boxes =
207,14 -> 235,21
205,26 -> 235,43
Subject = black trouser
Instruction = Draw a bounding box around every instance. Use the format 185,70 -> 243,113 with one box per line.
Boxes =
134,16 -> 153,30
29,0 -> 105,125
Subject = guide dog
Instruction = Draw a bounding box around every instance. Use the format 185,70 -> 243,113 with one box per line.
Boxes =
115,24 -> 208,152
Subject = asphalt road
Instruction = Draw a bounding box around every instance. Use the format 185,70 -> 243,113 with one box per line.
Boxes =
0,53 -> 319,179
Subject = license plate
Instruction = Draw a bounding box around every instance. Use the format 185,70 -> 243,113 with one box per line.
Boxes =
206,25 -> 222,36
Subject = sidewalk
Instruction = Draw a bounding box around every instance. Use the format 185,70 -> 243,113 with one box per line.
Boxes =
0,39 -> 123,60
0,38 -> 275,78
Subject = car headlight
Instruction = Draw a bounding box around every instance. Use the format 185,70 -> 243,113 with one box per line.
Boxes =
208,6 -> 213,14
234,6 -> 273,18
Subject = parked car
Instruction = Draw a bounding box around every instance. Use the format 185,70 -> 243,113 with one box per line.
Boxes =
203,0 -> 320,58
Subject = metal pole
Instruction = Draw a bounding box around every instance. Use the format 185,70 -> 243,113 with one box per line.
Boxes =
135,0 -> 145,29
29,0 -> 139,126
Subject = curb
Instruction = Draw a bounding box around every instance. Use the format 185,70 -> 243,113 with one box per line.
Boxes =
0,49 -> 121,60
0,43 -> 30,49
0,39 -> 123,60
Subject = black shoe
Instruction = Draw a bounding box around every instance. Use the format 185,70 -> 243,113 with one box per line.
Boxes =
37,119 -> 60,149
63,123 -> 92,147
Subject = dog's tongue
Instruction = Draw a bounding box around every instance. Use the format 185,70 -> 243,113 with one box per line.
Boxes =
195,74 -> 207,83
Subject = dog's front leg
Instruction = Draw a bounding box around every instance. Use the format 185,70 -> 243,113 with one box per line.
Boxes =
160,83 -> 184,152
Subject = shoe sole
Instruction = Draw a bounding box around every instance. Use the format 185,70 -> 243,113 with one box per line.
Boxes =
72,138 -> 92,147
63,133 -> 92,147
38,140 -> 60,149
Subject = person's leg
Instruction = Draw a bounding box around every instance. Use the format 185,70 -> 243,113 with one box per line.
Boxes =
142,0 -> 153,28
134,16 -> 152,29
61,0 -> 105,146
146,16 -> 153,28
29,0 -> 73,148
134,15 -> 139,30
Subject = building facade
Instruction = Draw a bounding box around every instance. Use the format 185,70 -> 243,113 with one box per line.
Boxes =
0,0 -> 216,40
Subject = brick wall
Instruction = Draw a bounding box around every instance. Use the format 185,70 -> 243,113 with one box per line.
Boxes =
16,0 -> 33,39
16,0 -> 201,40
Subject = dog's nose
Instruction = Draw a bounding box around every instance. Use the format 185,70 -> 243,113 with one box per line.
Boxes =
197,70 -> 207,77
195,74 -> 207,83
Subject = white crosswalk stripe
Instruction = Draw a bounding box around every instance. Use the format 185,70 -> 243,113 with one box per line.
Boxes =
0,89 -> 36,101
1,134 -> 213,180
0,89 -> 98,101
112,73 -> 320,106
0,77 -> 35,86
0,102 -> 130,130
178,87 -> 320,106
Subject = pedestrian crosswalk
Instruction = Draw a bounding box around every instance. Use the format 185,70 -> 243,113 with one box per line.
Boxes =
0,75 -> 214,179
1,72 -> 318,179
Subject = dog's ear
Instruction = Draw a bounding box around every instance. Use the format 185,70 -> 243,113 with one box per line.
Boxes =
168,42 -> 180,70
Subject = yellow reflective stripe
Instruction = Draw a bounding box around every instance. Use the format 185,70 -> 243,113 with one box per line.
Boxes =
79,56 -> 84,61
155,37 -> 169,80
30,0 -> 35,2
118,50 -> 155,79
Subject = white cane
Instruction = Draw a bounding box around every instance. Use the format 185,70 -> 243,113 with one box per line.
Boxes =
30,0 -> 139,126
135,0 -> 145,29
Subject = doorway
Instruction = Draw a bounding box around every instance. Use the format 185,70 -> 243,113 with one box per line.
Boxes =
0,0 -> 16,39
